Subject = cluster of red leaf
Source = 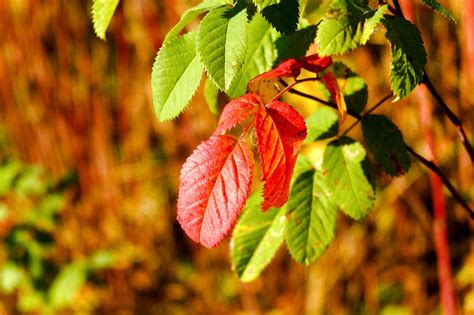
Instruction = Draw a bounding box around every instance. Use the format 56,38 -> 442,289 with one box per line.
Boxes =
177,54 -> 344,248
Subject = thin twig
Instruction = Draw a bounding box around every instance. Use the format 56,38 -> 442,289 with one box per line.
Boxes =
407,147 -> 473,218
422,74 -> 474,161
273,77 -> 320,101
287,86 -> 474,218
341,93 -> 394,136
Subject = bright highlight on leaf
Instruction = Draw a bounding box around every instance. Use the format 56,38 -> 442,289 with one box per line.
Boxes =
177,135 -> 254,248
316,1 -> 387,55
362,115 -> 411,176
198,6 -> 248,91
92,0 -> 119,40
151,32 -> 204,122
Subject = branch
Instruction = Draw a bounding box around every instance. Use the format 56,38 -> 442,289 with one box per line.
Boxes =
392,1 -> 474,162
422,74 -> 474,161
341,93 -> 393,136
406,147 -> 473,218
288,86 -> 474,218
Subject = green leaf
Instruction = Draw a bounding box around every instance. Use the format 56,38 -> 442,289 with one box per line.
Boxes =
305,106 -> 339,143
228,14 -> 278,97
164,0 -> 228,42
92,0 -> 119,40
253,0 -> 279,11
274,25 -> 317,64
286,170 -> 337,264
48,263 -> 87,308
204,78 -> 220,114
198,6 -> 248,91
330,62 -> 368,113
231,192 -> 287,282
261,0 -> 300,35
322,137 -> 375,220
316,1 -> 387,55
382,16 -> 427,99
362,115 -> 410,176
421,0 -> 455,22
151,32 -> 204,122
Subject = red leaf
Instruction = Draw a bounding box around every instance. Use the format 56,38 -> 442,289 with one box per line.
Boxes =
214,94 -> 261,135
249,58 -> 302,83
320,72 -> 347,122
256,100 -> 306,211
299,54 -> 332,73
177,135 -> 254,248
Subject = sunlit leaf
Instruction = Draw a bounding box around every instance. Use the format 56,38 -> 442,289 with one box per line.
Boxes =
164,0 -> 228,42
92,0 -> 119,40
286,169 -> 337,264
316,1 -> 387,55
322,137 -> 375,219
198,6 -> 248,91
231,193 -> 287,282
256,100 -> 306,210
382,16 -> 427,99
229,14 -> 278,97
320,72 -> 347,122
177,135 -> 254,248
151,32 -> 204,121
214,93 -> 260,134
305,106 -> 339,143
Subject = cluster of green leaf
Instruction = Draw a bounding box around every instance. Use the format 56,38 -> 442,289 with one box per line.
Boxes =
146,0 -> 441,122
90,0 -> 456,281
230,94 -> 412,281
0,160 -> 115,313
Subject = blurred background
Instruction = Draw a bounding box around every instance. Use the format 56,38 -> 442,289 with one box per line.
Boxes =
0,0 -> 472,314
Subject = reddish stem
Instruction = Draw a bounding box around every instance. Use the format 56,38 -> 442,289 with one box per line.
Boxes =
399,1 -> 458,314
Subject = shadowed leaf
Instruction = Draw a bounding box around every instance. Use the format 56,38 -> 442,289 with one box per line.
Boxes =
362,115 -> 411,176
